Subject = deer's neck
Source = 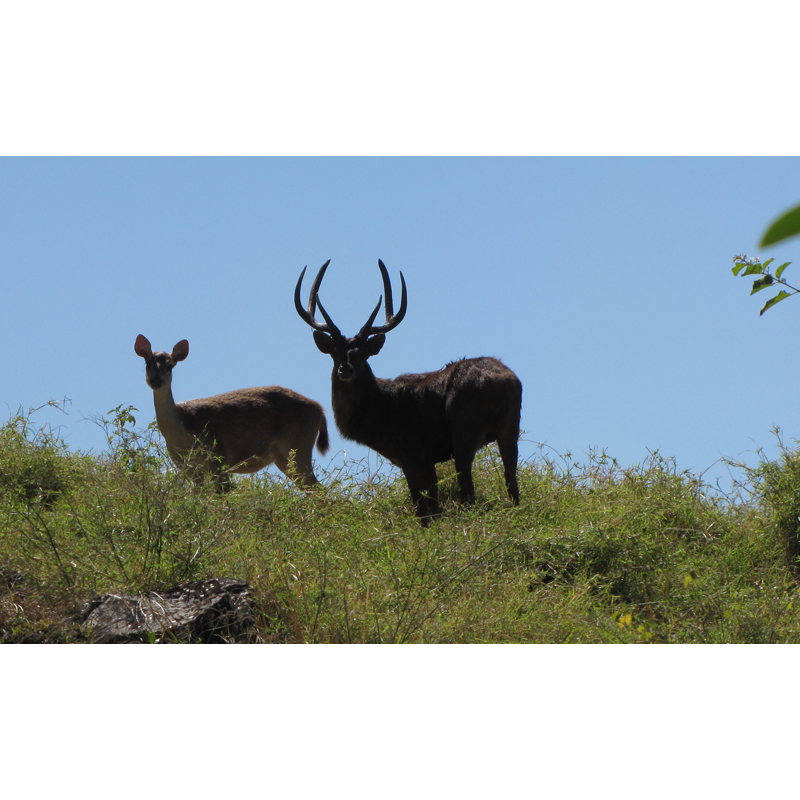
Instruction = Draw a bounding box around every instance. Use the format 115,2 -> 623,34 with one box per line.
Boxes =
331,370 -> 386,445
151,385 -> 195,454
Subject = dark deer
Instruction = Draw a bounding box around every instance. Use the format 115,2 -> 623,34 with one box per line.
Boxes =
294,259 -> 522,524
134,335 -> 328,490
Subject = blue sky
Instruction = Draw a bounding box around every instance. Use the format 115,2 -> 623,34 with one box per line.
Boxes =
2,156 -> 800,491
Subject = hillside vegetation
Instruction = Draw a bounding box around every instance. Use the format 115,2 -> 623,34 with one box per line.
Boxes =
2,404 -> 800,643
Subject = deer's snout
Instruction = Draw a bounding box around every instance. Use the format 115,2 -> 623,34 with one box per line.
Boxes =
146,368 -> 165,390
337,362 -> 355,381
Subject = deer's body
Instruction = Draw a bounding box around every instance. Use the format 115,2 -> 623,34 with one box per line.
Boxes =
135,335 -> 328,489
332,356 -> 520,479
295,260 -> 522,524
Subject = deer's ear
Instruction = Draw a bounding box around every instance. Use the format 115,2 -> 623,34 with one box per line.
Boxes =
172,340 -> 189,361
364,334 -> 385,356
313,331 -> 336,355
134,334 -> 152,359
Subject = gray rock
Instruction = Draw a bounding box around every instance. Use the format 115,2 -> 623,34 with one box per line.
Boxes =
80,577 -> 257,643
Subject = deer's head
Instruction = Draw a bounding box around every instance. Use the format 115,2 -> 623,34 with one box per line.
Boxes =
134,335 -> 189,391
295,259 -> 407,383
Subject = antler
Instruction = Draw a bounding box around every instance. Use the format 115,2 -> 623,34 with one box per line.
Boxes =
294,260 -> 342,336
295,258 -> 407,339
357,259 -> 407,338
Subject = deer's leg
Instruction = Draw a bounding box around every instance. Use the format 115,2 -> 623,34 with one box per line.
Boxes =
292,446 -> 320,489
497,435 -> 520,505
452,445 -> 478,505
274,448 -> 319,489
402,462 -> 440,526
211,464 -> 233,493
197,441 -> 233,493
450,420 -> 488,505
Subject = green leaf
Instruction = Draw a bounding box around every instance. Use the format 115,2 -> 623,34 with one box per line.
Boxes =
776,262 -> 791,280
732,264 -> 745,276
751,275 -> 774,294
760,203 -> 800,247
762,258 -> 775,269
742,263 -> 765,276
760,291 -> 791,315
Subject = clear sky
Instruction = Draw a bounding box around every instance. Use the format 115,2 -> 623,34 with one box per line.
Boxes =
2,156 -> 800,491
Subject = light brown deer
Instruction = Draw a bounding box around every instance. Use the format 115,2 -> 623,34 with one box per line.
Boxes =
134,334 -> 328,489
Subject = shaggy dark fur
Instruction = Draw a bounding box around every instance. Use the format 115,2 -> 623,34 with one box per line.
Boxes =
296,259 -> 522,524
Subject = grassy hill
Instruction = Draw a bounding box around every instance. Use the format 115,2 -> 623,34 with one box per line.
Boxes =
3,404 -> 800,643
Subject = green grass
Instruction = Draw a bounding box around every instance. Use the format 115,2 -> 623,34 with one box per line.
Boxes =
2,405 -> 800,643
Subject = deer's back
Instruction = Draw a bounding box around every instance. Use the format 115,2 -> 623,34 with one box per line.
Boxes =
393,357 -> 521,411
177,386 -> 324,449
348,357 -> 521,466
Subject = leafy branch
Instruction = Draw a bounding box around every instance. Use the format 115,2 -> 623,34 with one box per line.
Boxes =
733,201 -> 800,315
731,255 -> 798,316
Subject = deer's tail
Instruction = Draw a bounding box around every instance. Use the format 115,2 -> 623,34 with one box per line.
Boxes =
316,412 -> 330,456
